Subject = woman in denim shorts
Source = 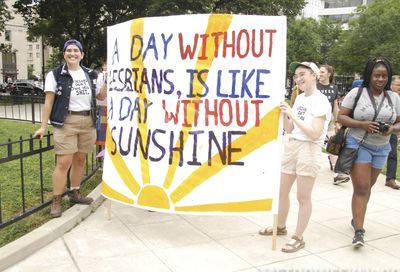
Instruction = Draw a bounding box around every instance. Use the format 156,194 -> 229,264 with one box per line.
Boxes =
259,62 -> 332,253
338,57 -> 400,248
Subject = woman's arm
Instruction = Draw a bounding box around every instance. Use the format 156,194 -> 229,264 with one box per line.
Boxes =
337,107 -> 378,134
96,83 -> 107,101
280,101 -> 326,141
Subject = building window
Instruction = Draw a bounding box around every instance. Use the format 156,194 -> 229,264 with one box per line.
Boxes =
5,30 -> 11,41
28,44 -> 33,50
324,0 -> 363,8
324,14 -> 351,22
28,53 -> 33,60
36,52 -> 40,58
36,44 -> 40,50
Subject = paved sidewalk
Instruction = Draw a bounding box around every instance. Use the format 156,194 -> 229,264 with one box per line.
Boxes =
2,158 -> 400,271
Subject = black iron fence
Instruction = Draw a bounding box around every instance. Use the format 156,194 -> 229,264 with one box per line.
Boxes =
0,132 -> 100,229
0,96 -> 101,228
0,94 -> 45,123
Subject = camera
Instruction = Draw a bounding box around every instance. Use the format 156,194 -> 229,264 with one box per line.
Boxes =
377,122 -> 390,133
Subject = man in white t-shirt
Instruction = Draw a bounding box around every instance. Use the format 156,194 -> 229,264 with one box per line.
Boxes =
34,39 -> 107,218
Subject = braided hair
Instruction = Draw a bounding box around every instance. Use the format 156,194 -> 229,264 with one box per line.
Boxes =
361,57 -> 392,90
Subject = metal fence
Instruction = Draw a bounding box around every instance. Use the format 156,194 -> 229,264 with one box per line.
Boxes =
0,97 -> 101,229
0,94 -> 45,123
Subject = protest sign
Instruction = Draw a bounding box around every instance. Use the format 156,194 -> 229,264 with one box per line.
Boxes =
102,14 -> 286,214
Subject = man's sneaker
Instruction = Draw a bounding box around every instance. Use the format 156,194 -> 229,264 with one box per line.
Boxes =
333,173 -> 350,185
352,229 -> 365,248
68,189 -> 93,205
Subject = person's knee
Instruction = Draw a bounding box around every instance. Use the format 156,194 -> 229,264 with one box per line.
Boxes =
353,184 -> 370,197
296,192 -> 311,206
73,153 -> 87,166
55,157 -> 72,172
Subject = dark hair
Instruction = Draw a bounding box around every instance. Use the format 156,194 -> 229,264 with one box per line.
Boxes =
320,64 -> 334,83
361,57 -> 392,90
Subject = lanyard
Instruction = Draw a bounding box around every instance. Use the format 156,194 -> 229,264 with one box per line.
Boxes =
366,88 -> 386,120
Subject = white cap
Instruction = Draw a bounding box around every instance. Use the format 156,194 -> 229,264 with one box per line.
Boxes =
289,61 -> 320,79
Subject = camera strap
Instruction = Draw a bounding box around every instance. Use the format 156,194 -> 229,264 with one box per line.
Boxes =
366,87 -> 386,121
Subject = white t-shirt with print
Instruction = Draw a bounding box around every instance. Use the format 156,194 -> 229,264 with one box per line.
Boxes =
45,67 -> 99,111
291,90 -> 332,145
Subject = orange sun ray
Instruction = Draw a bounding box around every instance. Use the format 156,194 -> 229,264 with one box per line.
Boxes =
105,126 -> 141,195
175,198 -> 273,212
170,106 -> 280,204
102,180 -> 135,204
130,18 -> 151,185
163,14 -> 234,189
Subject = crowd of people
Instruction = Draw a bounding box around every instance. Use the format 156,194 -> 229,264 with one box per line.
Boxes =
35,38 -> 400,254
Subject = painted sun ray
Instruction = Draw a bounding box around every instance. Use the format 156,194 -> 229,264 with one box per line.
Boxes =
105,126 -> 141,195
102,180 -> 135,204
130,18 -> 151,185
170,106 -> 280,204
175,199 -> 273,212
163,14 -> 233,190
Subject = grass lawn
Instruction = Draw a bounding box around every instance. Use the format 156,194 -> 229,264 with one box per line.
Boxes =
0,119 -> 101,247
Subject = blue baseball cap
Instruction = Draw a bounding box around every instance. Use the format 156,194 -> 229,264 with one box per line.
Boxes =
63,39 -> 83,52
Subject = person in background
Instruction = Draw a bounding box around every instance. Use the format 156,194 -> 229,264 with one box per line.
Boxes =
259,62 -> 331,253
317,64 -> 345,183
351,78 -> 363,89
385,75 -> 400,189
337,57 -> 400,248
34,39 -> 107,218
95,60 -> 108,152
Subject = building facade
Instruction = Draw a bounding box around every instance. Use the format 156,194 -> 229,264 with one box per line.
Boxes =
0,0 -> 51,84
302,0 -> 321,20
319,0 -> 373,23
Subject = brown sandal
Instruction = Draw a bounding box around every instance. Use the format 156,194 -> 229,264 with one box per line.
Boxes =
281,235 -> 305,253
258,226 -> 287,236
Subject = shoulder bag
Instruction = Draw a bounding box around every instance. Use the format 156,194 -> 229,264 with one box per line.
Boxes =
326,86 -> 363,155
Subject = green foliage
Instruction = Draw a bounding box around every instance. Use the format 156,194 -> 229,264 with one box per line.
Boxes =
329,0 -> 400,74
287,17 -> 342,68
27,64 -> 34,79
0,0 -> 12,33
13,0 -> 306,68
0,119 -> 101,246
45,47 -> 63,71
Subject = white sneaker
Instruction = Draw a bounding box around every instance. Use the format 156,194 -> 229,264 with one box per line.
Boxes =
333,173 -> 350,185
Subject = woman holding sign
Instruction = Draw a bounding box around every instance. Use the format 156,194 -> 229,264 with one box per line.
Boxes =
259,62 -> 331,253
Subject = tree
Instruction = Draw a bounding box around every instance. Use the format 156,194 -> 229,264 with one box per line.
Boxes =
0,0 -> 12,34
286,17 -> 342,69
45,48 -> 63,71
287,18 -> 321,68
27,64 -> 34,79
14,0 -> 306,68
329,0 -> 400,74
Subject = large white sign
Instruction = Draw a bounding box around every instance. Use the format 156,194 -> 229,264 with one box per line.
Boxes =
102,14 -> 286,214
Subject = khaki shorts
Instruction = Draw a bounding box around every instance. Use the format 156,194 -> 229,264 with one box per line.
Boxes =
53,115 -> 96,155
281,138 -> 322,178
